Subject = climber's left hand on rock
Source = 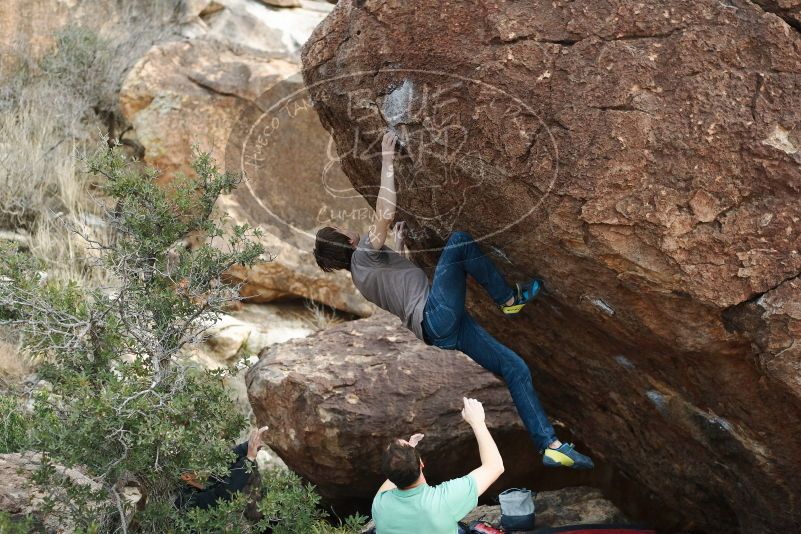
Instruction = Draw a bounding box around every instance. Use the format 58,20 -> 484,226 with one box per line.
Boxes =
382,130 -> 398,160
393,221 -> 406,250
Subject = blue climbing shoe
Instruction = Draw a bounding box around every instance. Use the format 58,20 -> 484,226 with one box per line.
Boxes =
542,443 -> 595,469
499,278 -> 542,315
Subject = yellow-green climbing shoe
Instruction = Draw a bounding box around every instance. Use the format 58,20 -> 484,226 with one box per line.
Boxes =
542,443 -> 594,469
500,279 -> 542,314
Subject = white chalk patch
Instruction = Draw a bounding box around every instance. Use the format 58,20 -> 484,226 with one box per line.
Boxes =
762,124 -> 798,155
646,390 -> 667,412
383,79 -> 414,143
591,298 -> 616,316
704,414 -> 733,432
614,355 -> 635,369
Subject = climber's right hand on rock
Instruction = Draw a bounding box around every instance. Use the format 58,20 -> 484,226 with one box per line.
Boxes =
382,130 -> 398,159
461,397 -> 485,427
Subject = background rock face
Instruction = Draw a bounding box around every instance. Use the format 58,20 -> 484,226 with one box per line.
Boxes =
120,0 -> 373,315
0,453 -> 102,533
246,311 -> 539,500
301,1 -> 801,532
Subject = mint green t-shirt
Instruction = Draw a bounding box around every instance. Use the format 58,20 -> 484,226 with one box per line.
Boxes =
371,475 -> 478,534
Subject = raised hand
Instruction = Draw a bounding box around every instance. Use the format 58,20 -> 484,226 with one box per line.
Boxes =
408,433 -> 424,448
247,425 -> 269,460
461,397 -> 486,427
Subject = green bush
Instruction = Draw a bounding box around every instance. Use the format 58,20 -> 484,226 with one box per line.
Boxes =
40,27 -> 113,112
171,468 -> 368,534
255,469 -> 368,534
0,395 -> 30,453
0,511 -> 36,534
0,146 -> 365,533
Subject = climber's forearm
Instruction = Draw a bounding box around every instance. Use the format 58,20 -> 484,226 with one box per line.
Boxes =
376,155 -> 396,221
473,421 -> 504,474
368,155 -> 396,249
467,421 -> 504,495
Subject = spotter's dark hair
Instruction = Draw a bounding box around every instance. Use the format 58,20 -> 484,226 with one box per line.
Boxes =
381,440 -> 421,489
313,227 -> 354,272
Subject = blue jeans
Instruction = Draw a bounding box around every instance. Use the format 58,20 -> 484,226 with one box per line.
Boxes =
421,231 -> 557,451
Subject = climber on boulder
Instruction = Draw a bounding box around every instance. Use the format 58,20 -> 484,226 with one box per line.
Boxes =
313,130 -> 593,469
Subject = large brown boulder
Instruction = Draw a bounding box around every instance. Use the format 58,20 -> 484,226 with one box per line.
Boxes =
246,311 -> 542,500
301,1 -> 801,532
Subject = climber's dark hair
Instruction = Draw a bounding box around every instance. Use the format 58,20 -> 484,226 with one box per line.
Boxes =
314,226 -> 355,272
381,439 -> 421,489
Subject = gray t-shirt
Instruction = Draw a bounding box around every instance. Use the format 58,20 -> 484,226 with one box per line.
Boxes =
351,235 -> 430,341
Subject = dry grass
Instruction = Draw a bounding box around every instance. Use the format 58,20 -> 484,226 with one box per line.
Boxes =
0,1 -> 185,386
0,79 -> 100,284
0,2 -> 180,285
0,85 -> 81,230
301,298 -> 345,331
0,338 -> 30,389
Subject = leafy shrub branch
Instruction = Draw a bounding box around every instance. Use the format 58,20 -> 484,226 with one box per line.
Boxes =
0,146 -> 364,533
